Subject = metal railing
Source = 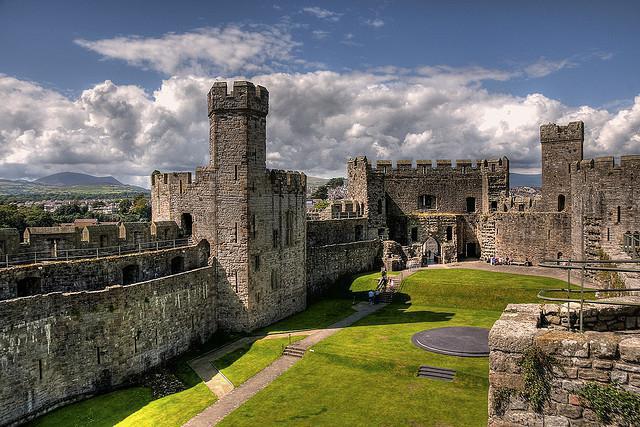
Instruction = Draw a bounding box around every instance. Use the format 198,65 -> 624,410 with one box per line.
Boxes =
623,232 -> 640,257
1,237 -> 194,268
537,258 -> 640,332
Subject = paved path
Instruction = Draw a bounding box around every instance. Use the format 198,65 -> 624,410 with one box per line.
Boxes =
184,302 -> 387,427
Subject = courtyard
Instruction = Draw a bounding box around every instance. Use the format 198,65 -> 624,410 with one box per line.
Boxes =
29,268 -> 567,427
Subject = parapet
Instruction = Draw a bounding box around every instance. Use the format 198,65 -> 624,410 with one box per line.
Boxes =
571,154 -> 640,173
269,170 -> 306,194
540,121 -> 584,143
208,81 -> 269,117
151,171 -> 193,187
370,158 -> 507,175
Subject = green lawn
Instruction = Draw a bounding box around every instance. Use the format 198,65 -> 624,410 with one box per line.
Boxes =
218,269 -> 565,427
28,298 -> 356,427
215,336 -> 307,386
29,269 -> 563,427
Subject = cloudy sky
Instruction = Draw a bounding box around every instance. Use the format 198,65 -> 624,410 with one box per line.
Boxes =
1,0 -> 639,186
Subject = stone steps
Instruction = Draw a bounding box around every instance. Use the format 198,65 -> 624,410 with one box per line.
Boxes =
282,345 -> 305,358
416,365 -> 456,381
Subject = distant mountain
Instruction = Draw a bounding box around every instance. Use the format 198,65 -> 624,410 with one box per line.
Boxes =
36,172 -> 123,186
0,172 -> 149,202
510,173 -> 541,188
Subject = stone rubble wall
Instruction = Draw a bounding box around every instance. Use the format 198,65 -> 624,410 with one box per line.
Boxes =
0,266 -> 217,426
489,303 -> 640,426
306,240 -> 382,299
0,243 -> 208,301
307,218 -> 369,247
493,212 -> 573,263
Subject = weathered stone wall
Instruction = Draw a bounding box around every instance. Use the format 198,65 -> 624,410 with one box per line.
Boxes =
306,240 -> 381,298
0,243 -> 209,300
307,218 -> 369,247
540,121 -> 584,213
347,156 -> 387,239
405,214 -> 459,263
493,212 -> 573,263
0,266 -> 216,426
570,156 -> 640,263
489,303 -> 640,426
0,228 -> 20,256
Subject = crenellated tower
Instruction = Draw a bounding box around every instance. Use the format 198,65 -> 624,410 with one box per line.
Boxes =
540,121 -> 584,213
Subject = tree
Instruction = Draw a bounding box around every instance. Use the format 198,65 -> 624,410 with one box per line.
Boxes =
326,177 -> 345,189
311,185 -> 328,200
118,199 -> 132,214
130,194 -> 151,221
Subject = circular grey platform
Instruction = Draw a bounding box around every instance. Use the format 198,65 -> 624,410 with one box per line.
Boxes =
411,326 -> 489,357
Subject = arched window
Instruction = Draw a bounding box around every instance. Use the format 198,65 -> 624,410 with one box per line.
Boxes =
557,195 -> 566,212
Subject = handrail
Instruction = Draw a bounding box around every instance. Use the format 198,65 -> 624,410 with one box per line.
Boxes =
538,258 -> 640,332
1,237 -> 194,269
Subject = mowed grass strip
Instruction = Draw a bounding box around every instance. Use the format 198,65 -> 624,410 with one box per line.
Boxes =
218,269 -> 566,427
215,336 -> 307,387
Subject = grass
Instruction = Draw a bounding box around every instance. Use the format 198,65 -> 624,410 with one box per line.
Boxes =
30,268 -> 565,427
218,269 -> 566,427
27,298 -> 356,427
215,336 -> 307,386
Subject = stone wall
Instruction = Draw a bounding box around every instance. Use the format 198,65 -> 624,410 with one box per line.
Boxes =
307,218 -> 369,247
306,240 -> 381,298
0,266 -> 216,426
489,303 -> 640,426
0,242 -> 209,300
493,212 -> 572,263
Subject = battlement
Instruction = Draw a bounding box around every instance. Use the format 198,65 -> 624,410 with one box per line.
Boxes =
327,199 -> 365,219
370,157 -> 508,174
540,121 -> 584,143
269,170 -> 307,194
571,154 -> 640,173
151,171 -> 193,187
208,81 -> 269,117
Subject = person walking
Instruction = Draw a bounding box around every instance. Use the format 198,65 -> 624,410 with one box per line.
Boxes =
368,290 -> 374,305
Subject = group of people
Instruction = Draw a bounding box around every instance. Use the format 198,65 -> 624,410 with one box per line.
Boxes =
368,267 -> 395,305
487,256 -> 532,266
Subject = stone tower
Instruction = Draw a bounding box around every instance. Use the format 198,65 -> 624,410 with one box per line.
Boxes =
208,81 -> 306,332
540,121 -> 584,213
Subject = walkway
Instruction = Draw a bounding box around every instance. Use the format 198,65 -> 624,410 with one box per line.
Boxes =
184,302 -> 387,427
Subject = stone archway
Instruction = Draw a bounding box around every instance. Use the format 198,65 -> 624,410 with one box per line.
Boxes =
422,237 -> 440,265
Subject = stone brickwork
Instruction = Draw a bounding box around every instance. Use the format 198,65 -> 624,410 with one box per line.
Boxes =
0,228 -> 20,257
493,212 -> 572,264
306,240 -> 381,299
0,266 -> 216,426
152,81 -> 307,332
0,242 -> 209,300
489,303 -> 640,426
307,218 -> 369,247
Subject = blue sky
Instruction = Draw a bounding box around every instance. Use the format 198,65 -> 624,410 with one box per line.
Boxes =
1,0 -> 639,185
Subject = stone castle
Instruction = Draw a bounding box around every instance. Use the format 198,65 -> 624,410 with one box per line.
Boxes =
0,80 -> 639,425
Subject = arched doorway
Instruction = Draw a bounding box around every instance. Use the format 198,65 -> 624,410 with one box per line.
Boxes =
122,264 -> 140,285
422,237 -> 440,265
198,240 -> 211,267
170,256 -> 185,274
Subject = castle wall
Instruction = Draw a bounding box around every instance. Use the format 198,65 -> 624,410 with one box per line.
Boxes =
0,266 -> 216,426
493,212 -> 572,263
306,240 -> 381,299
0,243 -> 209,300
347,157 -> 386,239
570,156 -> 640,262
405,214 -> 459,263
0,228 -> 20,256
307,218 -> 369,247
489,303 -> 640,426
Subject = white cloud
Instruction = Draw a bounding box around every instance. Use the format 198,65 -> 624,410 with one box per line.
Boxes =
75,25 -> 300,76
311,30 -> 330,40
365,18 -> 385,28
302,7 -> 342,22
1,68 -> 639,185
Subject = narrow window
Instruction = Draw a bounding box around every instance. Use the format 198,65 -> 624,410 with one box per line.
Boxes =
446,226 -> 453,241
96,347 -> 101,364
491,164 -> 496,172
466,197 -> 476,213
163,174 -> 168,184
557,194 -> 566,212
134,336 -> 138,353
617,206 -> 621,223
234,222 -> 238,243
179,180 -> 183,194
548,229 -> 551,239
377,199 -> 383,214
155,329 -> 158,346
251,215 -> 256,239
490,201 -> 498,212
272,229 -> 279,248
234,271 -> 238,293
607,228 -> 610,241
234,165 -> 238,181
38,359 -> 43,380
411,227 -> 418,242
271,269 -> 278,290
355,225 -> 364,241
253,254 -> 260,271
